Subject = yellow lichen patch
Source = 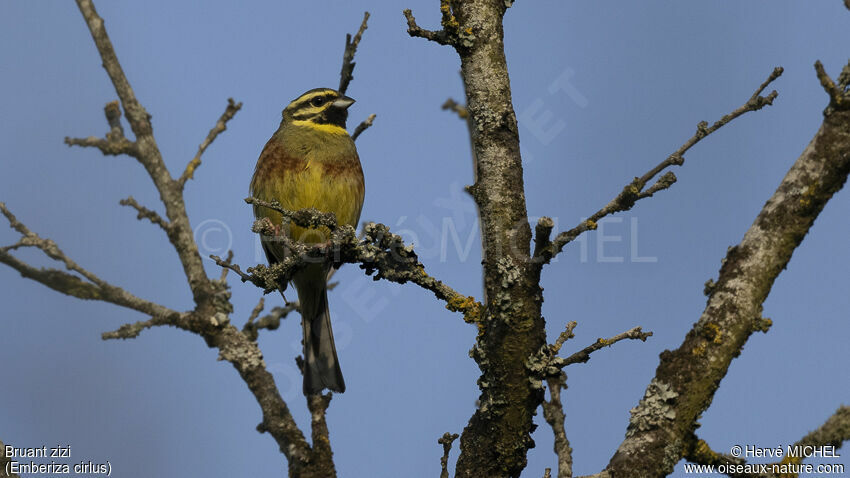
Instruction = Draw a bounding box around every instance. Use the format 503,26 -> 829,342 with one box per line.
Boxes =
799,181 -> 819,208
446,294 -> 483,324
597,338 -> 612,346
692,439 -> 721,462
692,341 -> 707,356
776,454 -> 803,478
702,322 -> 723,344
183,157 -> 201,181
439,0 -> 459,30
585,220 -> 597,230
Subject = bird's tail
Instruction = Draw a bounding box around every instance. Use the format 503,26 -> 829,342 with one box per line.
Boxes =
297,274 -> 345,395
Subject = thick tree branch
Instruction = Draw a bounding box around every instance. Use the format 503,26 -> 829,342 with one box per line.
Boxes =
604,63 -> 850,478
305,393 -> 336,478
535,67 -> 783,266
178,98 -> 242,187
684,406 -> 850,478
407,1 -> 543,476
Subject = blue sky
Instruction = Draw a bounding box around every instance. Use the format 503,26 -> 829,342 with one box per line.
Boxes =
1,1 -> 848,476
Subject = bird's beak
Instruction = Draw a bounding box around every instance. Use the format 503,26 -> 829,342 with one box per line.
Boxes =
333,96 -> 356,109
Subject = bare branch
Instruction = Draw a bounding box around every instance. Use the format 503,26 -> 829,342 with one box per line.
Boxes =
102,312 -> 183,340
243,301 -> 298,341
684,406 -> 850,478
119,196 -> 170,232
75,0 -> 211,301
338,12 -> 370,95
536,67 -> 784,266
604,66 -> 850,477
533,216 -> 555,259
351,113 -> 376,141
246,197 -> 339,231
221,204 -> 483,324
442,97 -> 469,119
558,326 -> 653,368
0,202 -> 174,318
218,250 -> 234,281
438,432 -> 460,478
815,60 -> 850,112
211,253 -> 261,287
64,134 -> 136,156
796,405 -> 850,452
402,8 -> 455,46
542,375 -> 573,478
178,98 -> 243,187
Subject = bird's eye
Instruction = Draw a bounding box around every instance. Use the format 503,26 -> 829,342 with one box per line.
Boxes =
311,97 -> 326,107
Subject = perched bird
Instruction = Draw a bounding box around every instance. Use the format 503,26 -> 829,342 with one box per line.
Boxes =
250,88 -> 365,394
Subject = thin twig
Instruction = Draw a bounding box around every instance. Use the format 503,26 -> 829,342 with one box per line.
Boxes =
558,327 -> 653,367
0,202 -> 175,319
536,67 -> 784,266
119,196 -> 170,232
438,432 -> 460,478
178,98 -> 243,187
351,113 -> 376,141
402,9 -> 454,46
246,197 -> 339,231
542,375 -> 573,478
815,60 -> 849,111
442,98 -> 469,119
64,135 -> 137,156
218,250 -> 234,281
338,12 -> 370,95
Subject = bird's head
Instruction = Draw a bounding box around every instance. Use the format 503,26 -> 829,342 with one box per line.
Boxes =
282,88 -> 355,130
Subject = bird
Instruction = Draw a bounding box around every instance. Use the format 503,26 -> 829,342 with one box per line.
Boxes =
250,88 -> 364,395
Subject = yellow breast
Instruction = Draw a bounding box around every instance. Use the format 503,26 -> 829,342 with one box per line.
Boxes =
250,124 -> 365,246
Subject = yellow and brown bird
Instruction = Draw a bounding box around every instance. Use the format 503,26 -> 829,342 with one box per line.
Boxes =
250,88 -> 365,394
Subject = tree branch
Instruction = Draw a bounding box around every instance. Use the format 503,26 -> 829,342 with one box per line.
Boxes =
119,196 -> 170,232
535,67 -> 784,266
178,98 -> 242,187
222,202 -> 483,324
0,202 -> 175,318
338,12 -> 370,95
64,134 -> 137,156
558,326 -> 653,368
684,406 -> 850,478
74,0 -> 211,302
542,375 -> 573,478
402,5 -> 461,47
351,113 -> 376,141
604,63 -> 850,478
0,439 -> 21,478
438,432 -> 460,478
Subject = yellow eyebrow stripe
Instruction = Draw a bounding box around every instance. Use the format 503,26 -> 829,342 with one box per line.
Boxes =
291,120 -> 349,135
